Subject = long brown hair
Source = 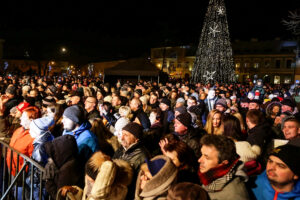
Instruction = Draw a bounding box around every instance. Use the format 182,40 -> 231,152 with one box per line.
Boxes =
204,109 -> 223,135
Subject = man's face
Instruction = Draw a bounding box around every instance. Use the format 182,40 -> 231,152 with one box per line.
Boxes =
266,155 -> 298,187
282,121 -> 300,140
129,99 -> 139,111
215,104 -> 226,112
62,116 -> 77,131
121,130 -> 138,149
111,96 -> 121,107
198,145 -> 223,173
84,97 -> 96,111
174,119 -> 187,135
282,105 -> 293,113
249,102 -> 259,110
29,90 -> 38,97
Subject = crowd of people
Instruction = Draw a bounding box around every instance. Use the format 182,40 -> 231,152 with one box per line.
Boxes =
0,75 -> 300,200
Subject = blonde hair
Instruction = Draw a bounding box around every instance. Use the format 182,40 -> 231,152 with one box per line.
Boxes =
232,112 -> 246,132
204,109 -> 223,135
119,106 -> 131,118
83,87 -> 93,97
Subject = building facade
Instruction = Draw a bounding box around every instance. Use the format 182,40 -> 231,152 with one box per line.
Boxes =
150,39 -> 299,84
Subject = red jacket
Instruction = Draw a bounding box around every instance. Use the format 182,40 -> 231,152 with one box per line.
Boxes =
6,127 -> 34,176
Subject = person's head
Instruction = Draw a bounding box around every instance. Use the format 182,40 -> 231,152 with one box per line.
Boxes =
121,122 -> 142,149
20,106 -> 41,129
174,106 -> 187,117
62,105 -> 84,131
246,109 -> 264,129
198,135 -> 238,173
164,140 -> 197,168
112,95 -> 122,107
149,107 -> 162,125
29,116 -> 54,138
267,145 -> 300,192
159,98 -> 171,111
174,112 -> 191,135
281,99 -> 295,113
282,117 -> 300,140
204,109 -> 222,134
222,114 -> 243,141
215,98 -> 228,113
187,96 -> 197,108
5,85 -> 16,98
70,92 -> 81,105
114,117 -> 130,142
28,89 -> 38,98
134,89 -> 143,98
85,151 -> 111,194
84,96 -> 97,112
232,112 -> 246,132
240,98 -> 249,108
175,98 -> 185,108
129,97 -> 141,112
119,106 -> 131,118
167,182 -> 209,200
149,94 -> 158,105
249,99 -> 261,110
207,89 -> 215,99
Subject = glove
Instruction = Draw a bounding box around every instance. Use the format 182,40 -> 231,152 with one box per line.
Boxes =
43,158 -> 58,180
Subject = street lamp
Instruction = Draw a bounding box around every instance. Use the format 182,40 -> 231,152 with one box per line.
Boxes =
61,47 -> 67,53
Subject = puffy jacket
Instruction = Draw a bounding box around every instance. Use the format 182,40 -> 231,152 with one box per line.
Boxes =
32,131 -> 54,166
63,121 -> 99,165
6,127 -> 34,176
251,171 -> 300,200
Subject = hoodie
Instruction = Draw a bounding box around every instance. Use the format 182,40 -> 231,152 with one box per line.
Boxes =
252,171 -> 300,200
63,121 -> 99,164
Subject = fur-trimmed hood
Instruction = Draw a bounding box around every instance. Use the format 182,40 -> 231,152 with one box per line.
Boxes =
135,155 -> 178,200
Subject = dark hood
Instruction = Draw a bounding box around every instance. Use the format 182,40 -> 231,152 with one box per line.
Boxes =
45,135 -> 78,168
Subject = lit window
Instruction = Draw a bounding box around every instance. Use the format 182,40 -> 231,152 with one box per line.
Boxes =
244,63 -> 250,68
235,63 -> 240,69
274,76 -> 280,84
284,76 -> 291,84
254,63 -> 259,69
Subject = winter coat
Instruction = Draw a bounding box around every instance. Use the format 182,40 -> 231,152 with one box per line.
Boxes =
32,131 -> 54,166
44,135 -> 83,200
247,123 -> 273,150
113,142 -> 148,172
0,115 -> 21,142
204,162 -> 250,200
162,110 -> 175,135
251,171 -> 300,200
82,159 -> 133,200
176,128 -> 203,158
63,121 -> 99,165
6,127 -> 34,176
135,155 -> 178,200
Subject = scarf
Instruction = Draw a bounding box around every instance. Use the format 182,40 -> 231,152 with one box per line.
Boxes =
198,158 -> 240,188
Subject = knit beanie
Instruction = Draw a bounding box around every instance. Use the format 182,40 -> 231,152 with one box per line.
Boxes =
176,112 -> 192,128
281,98 -> 296,109
16,102 -> 30,113
122,122 -> 143,139
63,105 -> 84,125
270,144 -> 300,176
114,117 -> 130,134
160,97 -> 171,107
215,98 -> 228,109
146,158 -> 166,176
175,106 -> 187,115
176,97 -> 185,104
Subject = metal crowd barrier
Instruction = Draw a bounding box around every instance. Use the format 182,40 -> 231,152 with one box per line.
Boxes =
0,140 -> 50,200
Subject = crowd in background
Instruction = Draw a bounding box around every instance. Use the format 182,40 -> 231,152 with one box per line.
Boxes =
0,74 -> 300,200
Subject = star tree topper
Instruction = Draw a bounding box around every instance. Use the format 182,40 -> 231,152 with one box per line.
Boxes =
203,71 -> 216,82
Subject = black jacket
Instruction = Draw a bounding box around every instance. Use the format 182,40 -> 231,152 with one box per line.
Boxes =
44,135 -> 83,200
131,108 -> 151,130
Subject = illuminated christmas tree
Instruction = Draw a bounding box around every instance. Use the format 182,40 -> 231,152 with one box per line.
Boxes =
191,0 -> 235,84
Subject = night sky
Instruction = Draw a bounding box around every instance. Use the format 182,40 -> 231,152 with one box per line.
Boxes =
0,0 -> 299,64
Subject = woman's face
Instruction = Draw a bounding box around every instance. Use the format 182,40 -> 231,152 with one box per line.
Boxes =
272,106 -> 280,115
212,113 -> 221,128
